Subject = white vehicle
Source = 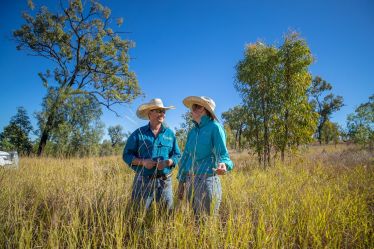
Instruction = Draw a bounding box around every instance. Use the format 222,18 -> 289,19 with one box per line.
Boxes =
0,151 -> 19,167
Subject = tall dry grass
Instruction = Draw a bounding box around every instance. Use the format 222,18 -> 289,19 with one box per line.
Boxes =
0,145 -> 373,248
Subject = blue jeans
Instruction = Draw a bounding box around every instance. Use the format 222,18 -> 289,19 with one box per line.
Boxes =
131,172 -> 173,211
187,175 -> 222,216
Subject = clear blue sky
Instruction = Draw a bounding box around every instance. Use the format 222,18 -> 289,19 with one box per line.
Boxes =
1,0 -> 373,138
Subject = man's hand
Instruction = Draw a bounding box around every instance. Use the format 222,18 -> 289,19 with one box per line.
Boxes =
143,159 -> 156,169
156,159 -> 173,170
215,163 -> 227,175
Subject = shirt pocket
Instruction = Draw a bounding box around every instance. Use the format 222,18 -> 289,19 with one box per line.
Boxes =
138,137 -> 154,158
157,140 -> 173,160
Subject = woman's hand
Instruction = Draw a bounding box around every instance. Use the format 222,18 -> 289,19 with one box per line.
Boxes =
216,163 -> 227,175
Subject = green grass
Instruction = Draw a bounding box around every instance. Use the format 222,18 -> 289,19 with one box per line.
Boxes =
0,145 -> 373,248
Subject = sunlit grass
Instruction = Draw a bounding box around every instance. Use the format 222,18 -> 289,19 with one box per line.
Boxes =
0,145 -> 373,248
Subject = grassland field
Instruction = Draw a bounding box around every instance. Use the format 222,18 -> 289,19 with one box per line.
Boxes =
0,144 -> 373,248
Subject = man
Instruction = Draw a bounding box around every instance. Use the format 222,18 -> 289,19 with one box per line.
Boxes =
123,98 -> 181,211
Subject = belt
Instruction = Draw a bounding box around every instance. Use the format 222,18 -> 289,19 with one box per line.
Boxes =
147,172 -> 173,180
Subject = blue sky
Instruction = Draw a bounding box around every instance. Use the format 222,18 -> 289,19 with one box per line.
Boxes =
0,0 -> 373,138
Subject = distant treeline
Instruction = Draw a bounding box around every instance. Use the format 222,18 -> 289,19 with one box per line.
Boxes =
0,105 -> 129,157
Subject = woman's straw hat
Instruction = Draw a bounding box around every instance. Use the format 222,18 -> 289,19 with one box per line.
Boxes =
183,96 -> 217,120
136,98 -> 175,120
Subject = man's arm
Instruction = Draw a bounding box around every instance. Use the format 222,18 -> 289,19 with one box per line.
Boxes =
123,130 -> 157,170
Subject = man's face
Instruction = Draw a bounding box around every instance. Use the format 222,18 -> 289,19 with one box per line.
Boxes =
148,109 -> 166,124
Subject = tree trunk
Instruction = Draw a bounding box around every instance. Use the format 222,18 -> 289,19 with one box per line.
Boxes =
238,123 -> 243,151
235,129 -> 239,150
37,91 -> 64,156
37,114 -> 54,156
262,97 -> 270,169
281,110 -> 289,162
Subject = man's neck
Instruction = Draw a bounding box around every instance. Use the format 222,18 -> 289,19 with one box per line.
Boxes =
149,122 -> 162,135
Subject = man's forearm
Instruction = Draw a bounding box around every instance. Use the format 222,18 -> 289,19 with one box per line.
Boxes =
131,157 -> 144,166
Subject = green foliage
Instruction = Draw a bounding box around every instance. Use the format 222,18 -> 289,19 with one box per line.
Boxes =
308,76 -> 344,144
234,32 -> 317,166
274,32 -> 317,159
36,95 -> 104,157
13,0 -> 141,156
347,94 -> 374,148
175,111 -> 193,151
222,105 -> 246,150
108,125 -> 125,147
321,120 -> 340,145
99,139 -> 115,156
223,124 -> 236,149
0,107 -> 33,155
236,41 -> 280,167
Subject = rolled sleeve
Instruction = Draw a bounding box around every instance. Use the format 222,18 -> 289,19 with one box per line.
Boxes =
213,124 -> 234,171
169,135 -> 181,167
177,131 -> 192,182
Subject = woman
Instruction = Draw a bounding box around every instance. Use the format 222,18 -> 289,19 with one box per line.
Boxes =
177,96 -> 233,216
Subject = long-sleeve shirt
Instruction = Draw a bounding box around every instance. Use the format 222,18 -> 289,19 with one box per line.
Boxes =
177,115 -> 233,182
123,123 -> 181,176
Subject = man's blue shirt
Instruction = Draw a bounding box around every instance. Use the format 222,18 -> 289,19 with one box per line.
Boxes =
123,123 -> 181,176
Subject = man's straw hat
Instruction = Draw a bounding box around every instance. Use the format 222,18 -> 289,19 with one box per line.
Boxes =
183,96 -> 217,120
136,98 -> 175,120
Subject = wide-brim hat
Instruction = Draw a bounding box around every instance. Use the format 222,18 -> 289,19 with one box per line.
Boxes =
136,98 -> 175,120
183,96 -> 217,120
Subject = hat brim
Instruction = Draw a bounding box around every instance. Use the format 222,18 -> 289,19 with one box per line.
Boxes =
183,96 -> 217,120
136,104 -> 175,120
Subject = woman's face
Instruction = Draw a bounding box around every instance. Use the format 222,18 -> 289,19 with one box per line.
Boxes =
191,104 -> 205,122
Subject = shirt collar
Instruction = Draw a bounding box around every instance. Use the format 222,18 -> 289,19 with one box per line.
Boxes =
193,115 -> 210,128
147,122 -> 166,133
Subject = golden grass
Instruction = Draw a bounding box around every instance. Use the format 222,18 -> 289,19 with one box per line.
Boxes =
0,145 -> 373,248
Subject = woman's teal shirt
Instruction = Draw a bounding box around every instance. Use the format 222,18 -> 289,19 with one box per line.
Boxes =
177,115 -> 233,182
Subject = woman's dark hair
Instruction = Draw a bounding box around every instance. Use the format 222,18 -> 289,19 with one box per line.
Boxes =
204,108 -> 214,120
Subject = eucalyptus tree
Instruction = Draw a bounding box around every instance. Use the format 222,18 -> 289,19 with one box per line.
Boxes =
308,76 -> 344,144
13,0 -> 141,156
235,34 -> 321,166
321,120 -> 340,145
235,42 -> 280,167
0,107 -> 33,155
108,125 -> 125,147
347,94 -> 374,148
175,111 -> 193,151
36,94 -> 104,157
222,105 -> 246,150
275,32 -> 317,160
